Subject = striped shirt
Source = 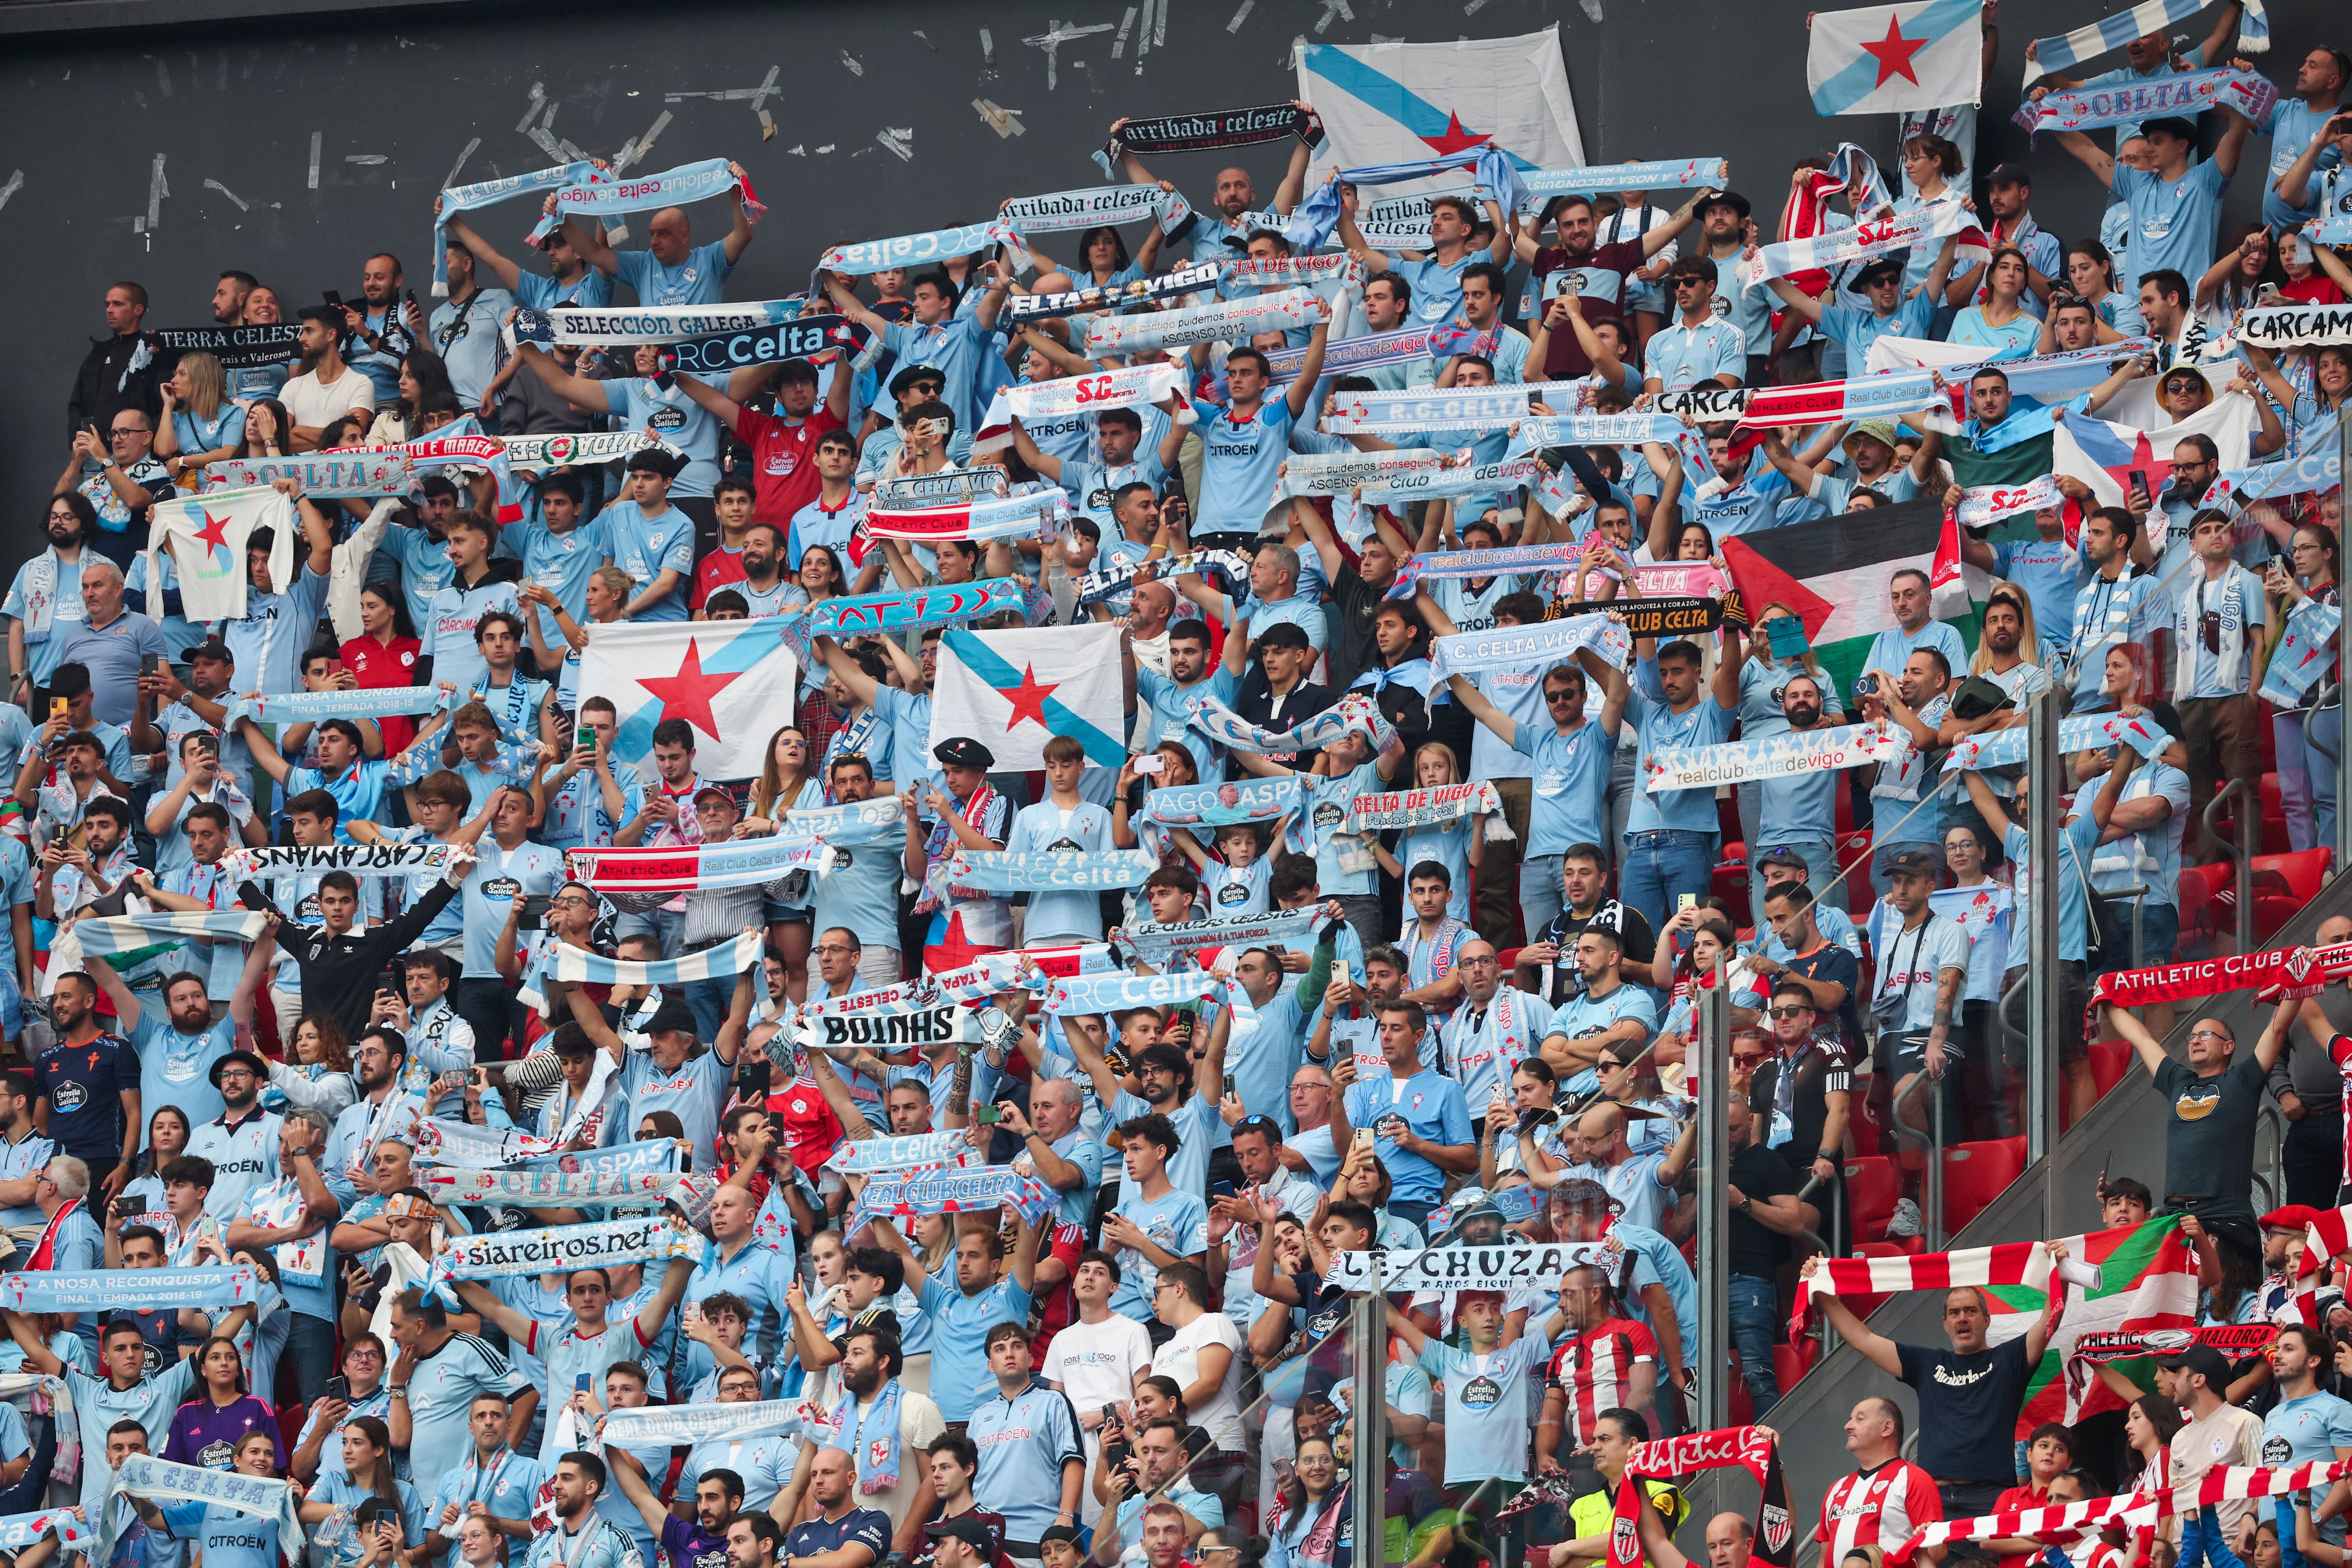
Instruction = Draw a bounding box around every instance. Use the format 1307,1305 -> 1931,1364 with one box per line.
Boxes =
1545,1317 -> 1657,1448
1817,1461 -> 1944,1558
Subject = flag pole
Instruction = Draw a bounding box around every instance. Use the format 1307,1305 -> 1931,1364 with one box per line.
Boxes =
1694,949 -> 1732,1431
2027,684 -> 2059,1232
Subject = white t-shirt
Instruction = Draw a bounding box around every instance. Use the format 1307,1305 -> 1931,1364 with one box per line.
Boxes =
1043,1313 -> 1156,1422
279,365 -> 377,430
1149,1310 -> 1246,1453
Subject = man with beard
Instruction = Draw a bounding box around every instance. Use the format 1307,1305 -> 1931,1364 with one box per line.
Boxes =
608,1456 -> 739,1568
94,951 -> 268,1196
1746,674 -> 1844,919
30,971 -> 139,1202
782,1447 -> 892,1568
1855,645 -> 1955,897
336,253 -> 416,403
0,1073 -> 57,1250
1518,192 -> 1702,377
414,1392 -> 546,1568
34,790 -> 136,926
215,485 -> 334,697
7,493 -> 96,713
1937,590 -> 2050,854
438,197 -> 611,310
779,1330 -> 943,1544
673,1184 -> 792,1393
279,306 -> 378,450
722,524 -> 795,619
1107,108 -> 1316,281
521,1453 -> 637,1568
873,1209 -> 1041,1427
1018,408 -> 1170,531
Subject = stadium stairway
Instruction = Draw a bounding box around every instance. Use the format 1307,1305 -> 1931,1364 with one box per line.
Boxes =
1670,868 -> 2352,1564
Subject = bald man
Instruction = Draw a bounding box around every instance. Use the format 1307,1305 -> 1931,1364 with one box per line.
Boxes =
1568,1103 -> 1692,1235
560,172 -> 757,310
1605,1504 -> 1758,1568
781,1447 -> 890,1568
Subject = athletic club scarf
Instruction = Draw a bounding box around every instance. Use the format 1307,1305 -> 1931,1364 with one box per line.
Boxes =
2233,303 -> 2352,350
1074,549 -> 1248,606
930,849 -> 1159,895
1139,776 -> 1306,829
600,1399 -> 800,1449
1083,288 -> 1323,356
850,1166 -> 1061,1228
222,842 -> 450,879
422,1162 -> 683,1207
2069,1323 -> 2279,1372
1791,1241 -> 2101,1337
825,1130 -> 973,1175
1953,475 -> 2065,529
1893,1493 -> 2148,1562
1275,446 -> 1462,501
1329,1240 -> 1620,1293
2260,596 -> 2340,707
1608,1427 -> 1795,1568
1348,781 -> 1502,833
1908,1461 -> 2350,1557
2090,939 -> 2352,1016
1427,615 -> 1632,692
2012,68 -> 2280,141
69,909 -> 266,957
1121,905 -> 1330,963
435,160 -> 599,292
553,929 -> 763,986
1184,693 -> 1390,758
527,159 -> 763,248
0,1511 -> 91,1555
1362,455 -> 1546,504
1743,199 -> 1989,288
1641,724 -> 1911,795
1268,321 -> 1495,383
818,220 -> 1021,276
1939,711 -> 2155,773
94,1455 -> 306,1568
207,452 -> 415,497
865,488 -> 1069,544
2024,0 -> 2271,87
1001,183 -> 1184,232
0,1265 -> 262,1315
1324,384 -> 1552,435
1041,969 -> 1259,1038
1095,103 -> 1322,178
508,299 -> 813,348
1005,260 -> 1223,322
973,361 -> 1191,453
499,430 -> 657,469
218,685 -> 445,727
1286,146 -> 1527,248
1221,254 -> 1366,291
428,1215 -> 707,1305
153,323 -> 304,371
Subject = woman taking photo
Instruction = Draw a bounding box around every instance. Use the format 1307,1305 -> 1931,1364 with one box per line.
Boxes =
155,352 -> 247,485
2267,523 -> 2343,853
117,1104 -> 193,1225
339,585 -> 425,754
1110,741 -> 1201,856
296,1417 -> 426,1568
1268,1439 -> 1346,1568
163,1336 -> 287,1471
2065,239 -> 2144,333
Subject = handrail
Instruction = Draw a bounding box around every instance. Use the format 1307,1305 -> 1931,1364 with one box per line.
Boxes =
1792,1171 -> 1833,1259
2254,1104 -> 2285,1215
2204,777 -> 2253,953
1885,1064 -> 1948,1247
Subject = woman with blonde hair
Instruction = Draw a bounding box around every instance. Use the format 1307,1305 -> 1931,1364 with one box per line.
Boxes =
524,563 -> 634,714
743,724 -> 823,995
155,351 -> 246,484
1369,741 -> 1484,924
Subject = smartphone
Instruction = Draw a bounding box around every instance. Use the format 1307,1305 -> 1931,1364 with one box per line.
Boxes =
111,1194 -> 142,1219
48,698 -> 66,723
767,1113 -> 788,1145
975,1105 -> 1002,1125
1678,893 -> 1697,913
1222,1074 -> 1236,1098
575,724 -> 594,752
1133,753 -> 1166,775
575,1374 -> 592,1395
325,1376 -> 351,1403
736,1058 -> 773,1098
381,963 -> 405,998
324,289 -> 345,311
1352,1128 -> 1374,1151
517,893 -> 552,931
404,289 -> 418,308
2127,471 -> 2153,510
141,653 -> 161,678
1209,1180 -> 1236,1200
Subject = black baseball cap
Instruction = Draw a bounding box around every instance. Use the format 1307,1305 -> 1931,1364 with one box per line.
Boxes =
927,1518 -> 995,1551
643,997 -> 699,1038
1985,163 -> 2032,188
2157,1343 -> 2230,1386
890,363 -> 948,400
1695,190 -> 1750,222
181,637 -> 234,666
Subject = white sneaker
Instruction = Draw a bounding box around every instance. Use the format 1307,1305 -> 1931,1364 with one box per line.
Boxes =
1885,1198 -> 1923,1239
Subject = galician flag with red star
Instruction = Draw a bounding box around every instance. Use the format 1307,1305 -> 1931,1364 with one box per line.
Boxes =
1807,0 -> 1985,117
928,625 -> 1126,772
145,484 -> 294,622
1295,27 -> 1585,194
577,618 -> 800,781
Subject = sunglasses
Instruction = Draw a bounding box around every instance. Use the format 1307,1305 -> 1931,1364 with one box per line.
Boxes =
1672,278 -> 1709,289
1769,1006 -> 1812,1019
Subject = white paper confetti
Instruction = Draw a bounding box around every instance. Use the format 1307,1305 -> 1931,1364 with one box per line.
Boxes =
145,154 -> 168,231
202,177 -> 250,212
345,154 -> 388,166
840,49 -> 864,76
442,136 -> 481,190
973,99 -> 1027,137
307,131 -> 321,190
515,83 -> 546,135
1113,7 -> 1139,54
1314,0 -> 1351,32
1226,0 -> 1251,30
877,127 -> 914,161
0,171 -> 23,214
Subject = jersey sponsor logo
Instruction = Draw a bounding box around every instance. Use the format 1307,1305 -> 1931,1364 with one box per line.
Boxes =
198,1437 -> 237,1468
647,407 -> 689,434
49,1082 -> 87,1113
2265,1435 -> 2294,1464
482,876 -> 523,899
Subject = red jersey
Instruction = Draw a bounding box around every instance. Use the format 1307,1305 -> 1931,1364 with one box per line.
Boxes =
1817,1461 -> 1943,1559
1545,1315 -> 1657,1448
1991,1483 -> 2051,1568
770,1075 -> 844,1177
737,405 -> 846,529
1028,1220 -> 1088,1362
339,634 -> 425,750
692,542 -> 748,611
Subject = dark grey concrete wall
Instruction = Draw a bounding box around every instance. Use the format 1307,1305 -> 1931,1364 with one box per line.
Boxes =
0,0 -> 2336,543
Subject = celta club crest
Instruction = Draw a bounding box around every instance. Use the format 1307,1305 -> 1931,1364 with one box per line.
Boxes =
1761,1504 -> 1792,1555
868,1439 -> 892,1472
908,973 -> 943,1009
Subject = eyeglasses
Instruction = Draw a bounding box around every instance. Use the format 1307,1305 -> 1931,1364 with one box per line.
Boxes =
815,943 -> 856,955
2188,1027 -> 2231,1042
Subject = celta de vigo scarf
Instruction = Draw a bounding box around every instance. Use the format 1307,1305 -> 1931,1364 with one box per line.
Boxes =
94,1456 -> 306,1568
2233,303 -> 2352,350
2023,0 -> 2269,87
873,469 -> 1009,508
600,1400 -> 803,1449
1122,904 -> 1331,963
1285,147 -> 1528,249
1952,475 -> 2064,529
973,362 -> 1191,454
850,1167 -> 1060,1229
427,1215 -> 707,1305
1506,414 -> 1687,452
1349,781 -> 1502,833
1742,199 -> 1988,288
1005,260 -> 1223,323
1361,455 -> 1545,505
928,849 -> 1159,894
1940,710 -> 2158,773
1275,446 -> 1461,501
1095,102 -> 1322,179
1001,183 -> 1186,232
824,1130 -> 975,1176
508,299 -> 818,349
2261,596 -> 2341,707
0,1265 -> 262,1315
152,323 -> 304,371
421,1165 -> 687,1209
68,911 -> 266,959
1220,254 -> 1366,291
818,220 -> 1022,276
207,453 -> 414,498
1323,384 -> 1552,435
552,929 -> 764,987
527,158 -> 763,249
0,1510 -> 90,1555
2013,68 -> 2279,141
219,685 -> 445,727
1641,724 -> 1913,795
498,430 -> 657,469
1083,288 -> 1324,356
435,160 -> 598,292
864,488 -> 1071,544
222,842 -> 450,879
1426,615 -> 1632,692
1074,549 -> 1248,607
1184,693 -> 1389,758
1268,321 -> 1494,384
1138,776 -> 1306,829
1041,969 -> 1259,1043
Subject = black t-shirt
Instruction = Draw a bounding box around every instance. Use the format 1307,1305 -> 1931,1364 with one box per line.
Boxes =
2154,1053 -> 2267,1219
1728,1143 -> 1797,1279
1895,1335 -> 2034,1484
1746,1045 -> 1854,1169
1775,941 -> 1864,1061
1537,900 -> 1657,1004
1234,673 -> 1342,771
1330,567 -> 1386,692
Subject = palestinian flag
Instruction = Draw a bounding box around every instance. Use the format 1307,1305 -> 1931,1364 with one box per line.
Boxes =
1981,1215 -> 2200,1437
1717,495 -> 1977,697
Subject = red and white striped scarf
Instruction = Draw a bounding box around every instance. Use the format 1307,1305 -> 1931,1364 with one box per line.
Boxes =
2294,1202 -> 2352,1323
1897,1460 -> 2351,1563
1791,1240 -> 2071,1338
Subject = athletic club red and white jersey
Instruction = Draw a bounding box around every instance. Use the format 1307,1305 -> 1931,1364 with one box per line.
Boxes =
2328,1034 -> 2352,1189
1545,1315 -> 1658,1447
1817,1460 -> 1943,1557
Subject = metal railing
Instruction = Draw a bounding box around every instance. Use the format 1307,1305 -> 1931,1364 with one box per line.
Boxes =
1885,1065 -> 1948,1249
2205,777 -> 2255,954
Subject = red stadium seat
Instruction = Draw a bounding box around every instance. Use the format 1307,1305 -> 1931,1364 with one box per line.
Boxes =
1712,862 -> 1752,926
1940,1138 -> 2028,1231
2253,848 -> 2332,907
1773,1341 -> 1812,1393
2087,1039 -> 2131,1101
1843,1156 -> 1899,1241
1837,832 -> 1875,917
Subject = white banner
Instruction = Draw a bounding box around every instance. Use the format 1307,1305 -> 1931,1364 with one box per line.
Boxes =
1327,1240 -> 1622,1292
1642,723 -> 1912,794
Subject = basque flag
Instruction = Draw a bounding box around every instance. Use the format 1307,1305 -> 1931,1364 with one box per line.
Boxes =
1807,0 -> 1986,117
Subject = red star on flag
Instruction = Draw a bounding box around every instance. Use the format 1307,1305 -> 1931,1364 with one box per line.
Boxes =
1859,14 -> 1931,86
639,638 -> 742,743
1420,111 -> 1493,157
191,509 -> 233,563
998,664 -> 1060,731
2095,429 -> 2169,507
